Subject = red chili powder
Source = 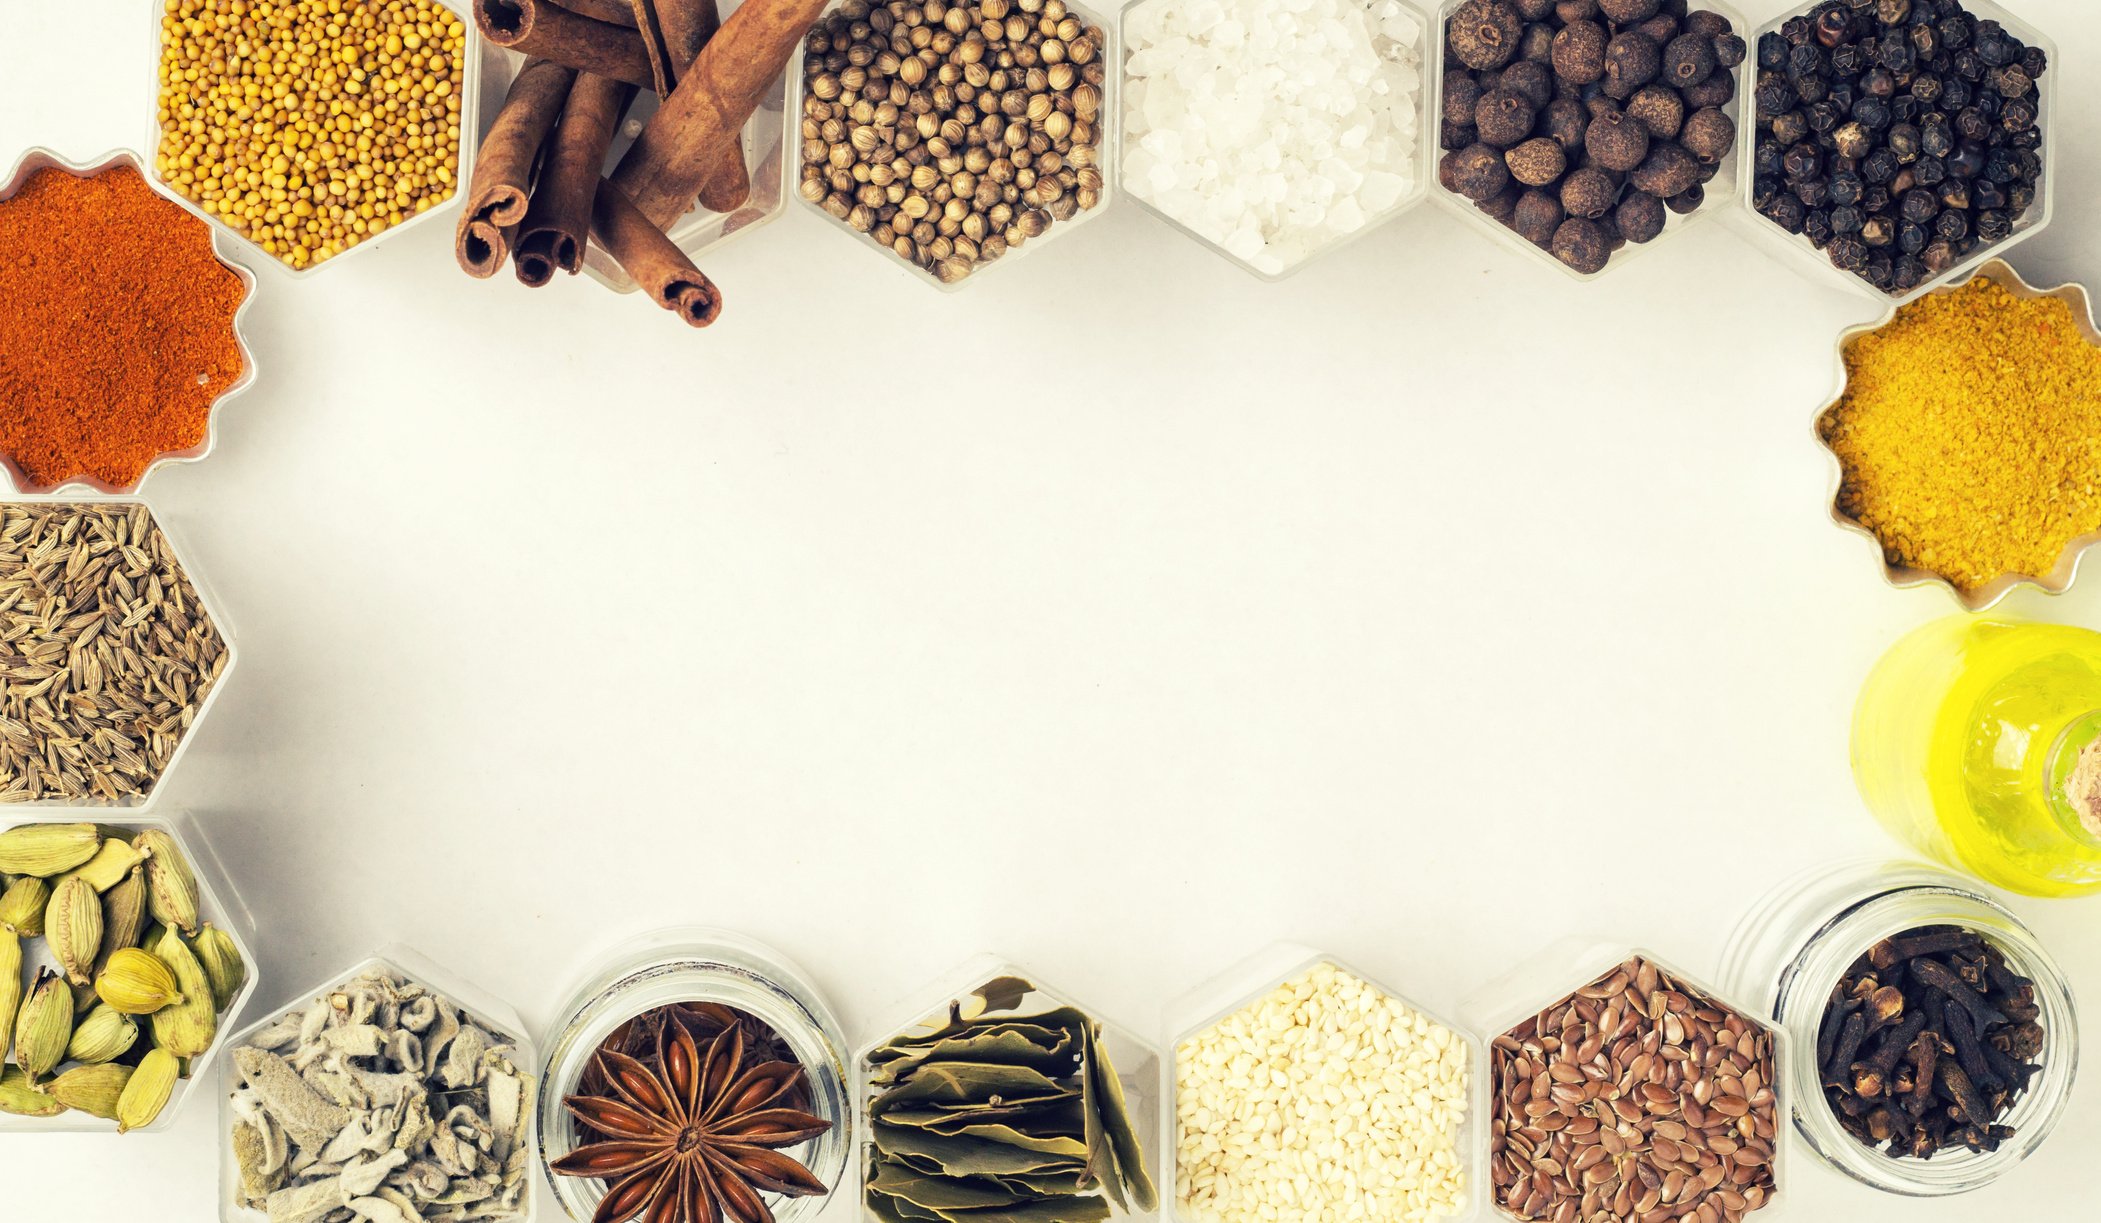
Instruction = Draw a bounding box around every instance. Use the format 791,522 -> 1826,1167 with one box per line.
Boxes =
0,164 -> 247,491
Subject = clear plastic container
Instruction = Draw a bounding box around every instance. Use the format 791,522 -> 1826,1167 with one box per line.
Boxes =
794,0 -> 1119,290
146,0 -> 482,279
1429,0 -> 1750,282
477,4 -> 790,294
0,149 -> 260,497
1726,0 -> 2058,312
0,496 -> 239,809
0,809 -> 260,1134
861,955 -> 1163,1223
1120,0 -> 1432,282
217,947 -> 536,1221
537,927 -> 852,1223
1717,860 -> 2078,1196
1463,941 -> 1787,1222
1166,943 -> 1478,1223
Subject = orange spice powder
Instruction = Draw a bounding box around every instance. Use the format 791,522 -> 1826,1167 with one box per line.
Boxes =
0,164 -> 247,491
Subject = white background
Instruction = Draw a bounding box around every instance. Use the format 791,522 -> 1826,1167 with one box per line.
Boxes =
3,0 -> 2099,1219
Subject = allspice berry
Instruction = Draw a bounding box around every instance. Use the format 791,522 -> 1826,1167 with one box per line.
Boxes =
1624,85 -> 1685,139
1450,0 -> 1523,70
1543,98 -> 1590,152
1447,143 -> 1512,202
1515,0 -> 1556,19
1681,69 -> 1734,109
1551,217 -> 1611,273
1499,60 -> 1554,108
1480,184 -> 1523,224
1602,32 -> 1661,100
1476,89 -> 1538,147
1680,107 -> 1735,163
1506,137 -> 1568,186
1597,0 -> 1658,22
1666,184 -> 1705,214
1585,109 -> 1650,172
1550,20 -> 1607,85
1560,166 -> 1619,218
1615,189 -> 1666,242
1628,141 -> 1699,197
1513,188 -> 1564,246
1662,32 -> 1717,89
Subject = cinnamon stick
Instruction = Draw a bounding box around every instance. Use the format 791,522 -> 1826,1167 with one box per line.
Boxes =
627,0 -> 722,94
454,58 -> 577,276
553,0 -> 641,25
515,74 -> 636,286
609,0 -> 827,228
476,0 -> 657,90
592,180 -> 722,326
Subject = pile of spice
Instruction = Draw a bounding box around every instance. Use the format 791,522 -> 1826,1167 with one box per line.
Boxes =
1817,925 -> 2045,1159
0,163 -> 246,493
463,0 -> 828,325
1490,955 -> 1777,1222
0,503 -> 230,804
1819,275 -> 2101,594
1750,0 -> 2046,294
229,968 -> 533,1222
1439,0 -> 1743,275
1176,962 -> 1470,1223
867,975 -> 1155,1223
800,0 -> 1109,285
0,822 -> 247,1132
155,0 -> 469,271
1123,0 -> 1425,276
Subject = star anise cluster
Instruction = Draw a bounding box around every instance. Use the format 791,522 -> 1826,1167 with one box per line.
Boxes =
555,1006 -> 832,1223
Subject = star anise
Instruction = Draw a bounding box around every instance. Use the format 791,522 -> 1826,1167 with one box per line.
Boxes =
554,1016 -> 833,1223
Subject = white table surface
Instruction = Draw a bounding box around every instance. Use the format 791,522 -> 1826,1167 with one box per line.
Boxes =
3,1 -> 2098,1219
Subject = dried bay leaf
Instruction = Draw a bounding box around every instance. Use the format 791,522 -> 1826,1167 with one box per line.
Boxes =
1085,1025 -> 1156,1212
875,1121 -> 1087,1177
872,1062 -> 1075,1113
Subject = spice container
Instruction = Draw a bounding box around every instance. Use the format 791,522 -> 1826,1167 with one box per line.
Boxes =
1730,0 -> 2056,308
1168,945 -> 1476,1223
795,0 -> 1118,289
863,956 -> 1161,1223
219,947 -> 535,1223
1813,259 -> 2101,609
1430,0 -> 1748,281
0,497 -> 238,807
1121,0 -> 1430,281
0,810 -> 258,1134
0,149 -> 258,496
1463,942 -> 1783,1222
150,0 -> 481,277
538,927 -> 851,1223
1718,860 -> 2077,1195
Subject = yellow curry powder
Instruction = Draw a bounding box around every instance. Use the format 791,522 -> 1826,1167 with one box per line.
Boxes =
1821,277 -> 2101,593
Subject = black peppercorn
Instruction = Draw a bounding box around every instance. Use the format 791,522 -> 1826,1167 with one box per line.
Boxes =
1827,169 -> 1864,206
1898,220 -> 1927,253
1934,208 -> 1969,240
1803,208 -> 1834,248
1862,215 -> 1895,246
1794,176 -> 1831,208
1551,20 -> 1609,85
1450,0 -> 1524,70
1829,235 -> 1870,272
1853,96 -> 1892,130
1771,110 -> 1809,145
1947,138 -> 1985,178
1900,187 -> 1939,223
1506,137 -> 1569,186
1615,189 -> 1667,242
1886,123 -> 1920,160
1629,140 -> 1699,197
1513,188 -> 1565,245
1585,109 -> 1651,172
1865,254 -> 1895,289
1550,217 -> 1612,273
1893,254 -> 1925,288
1476,89 -> 1539,146
1974,208 -> 2011,242
1755,78 -> 1795,118
1828,204 -> 1864,234
1783,143 -> 1821,180
1832,121 -> 1871,159
1938,177 -> 1970,211
1766,192 -> 1807,233
1971,179 -> 2005,209
1922,237 -> 1956,272
1863,147 -> 1900,183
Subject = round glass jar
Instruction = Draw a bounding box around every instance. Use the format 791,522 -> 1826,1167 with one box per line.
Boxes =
537,928 -> 853,1223
1718,860 -> 2078,1196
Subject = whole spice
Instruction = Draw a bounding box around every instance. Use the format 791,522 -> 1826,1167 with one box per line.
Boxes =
1819,925 -> 2044,1158
805,0 -> 1111,282
1819,275 -> 2101,593
0,163 -> 247,494
155,0 -> 468,270
1489,956 -> 1778,1222
1176,962 -> 1469,1223
45,875 -> 102,986
868,976 -> 1155,1223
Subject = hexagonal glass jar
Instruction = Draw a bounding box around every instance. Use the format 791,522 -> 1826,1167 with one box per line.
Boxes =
1121,0 -> 1434,281
794,0 -> 1120,290
1730,0 -> 2057,310
0,149 -> 259,496
1718,859 -> 2079,1197
218,947 -> 535,1223
1463,942 -> 1787,1223
861,956 -> 1164,1223
0,809 -> 260,1134
1167,944 -> 1480,1223
476,5 -> 791,295
538,927 -> 852,1223
148,0 -> 482,278
1430,0 -> 1750,282
0,496 -> 237,808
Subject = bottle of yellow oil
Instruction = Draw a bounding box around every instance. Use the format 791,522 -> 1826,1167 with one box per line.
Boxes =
1853,617 -> 2101,897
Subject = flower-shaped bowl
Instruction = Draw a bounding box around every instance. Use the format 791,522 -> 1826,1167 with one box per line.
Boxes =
1814,258 -> 2101,611
1430,0 -> 1749,282
0,149 -> 258,496
1122,0 -> 1432,282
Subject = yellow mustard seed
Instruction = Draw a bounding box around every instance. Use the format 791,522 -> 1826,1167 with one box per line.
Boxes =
1821,277 -> 2101,593
154,0 -> 465,270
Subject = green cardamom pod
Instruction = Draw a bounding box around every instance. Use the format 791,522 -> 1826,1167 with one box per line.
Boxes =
0,1065 -> 66,1117
117,1047 -> 178,1133
150,932 -> 217,1058
0,822 -> 101,877
0,874 -> 50,936
68,1004 -> 140,1064
46,875 -> 103,987
58,837 -> 145,893
43,1062 -> 132,1120
193,923 -> 247,1012
96,946 -> 183,1015
0,928 -> 20,1063
14,968 -> 74,1082
134,830 -> 200,936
